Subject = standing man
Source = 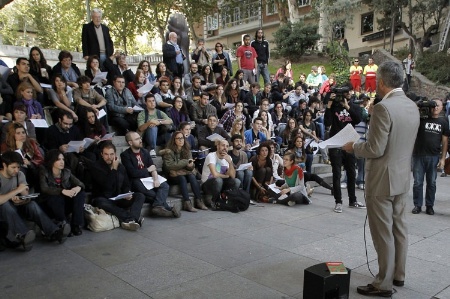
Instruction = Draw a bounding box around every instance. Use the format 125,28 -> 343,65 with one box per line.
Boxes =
81,8 -> 114,66
343,61 -> 420,297
236,34 -> 258,85
349,59 -> 363,92
412,99 -> 448,215
251,29 -> 270,85
191,39 -> 210,72
91,142 -> 145,231
121,132 -> 180,218
363,57 -> 378,95
163,32 -> 185,78
324,86 -> 364,213
402,53 -> 415,91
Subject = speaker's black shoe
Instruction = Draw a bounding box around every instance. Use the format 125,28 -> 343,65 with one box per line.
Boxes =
393,279 -> 404,287
426,206 -> 434,215
357,284 -> 392,297
412,206 -> 421,214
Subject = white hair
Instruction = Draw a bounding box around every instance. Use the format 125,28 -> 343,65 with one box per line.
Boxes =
91,8 -> 103,17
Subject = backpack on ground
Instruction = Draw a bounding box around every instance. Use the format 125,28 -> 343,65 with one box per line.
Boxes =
214,189 -> 251,213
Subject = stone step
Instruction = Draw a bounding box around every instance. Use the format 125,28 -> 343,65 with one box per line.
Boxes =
311,163 -> 332,175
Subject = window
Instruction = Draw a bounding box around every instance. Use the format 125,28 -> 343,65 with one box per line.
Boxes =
297,0 -> 310,7
361,12 -> 374,34
266,2 -> 278,16
220,1 -> 260,28
207,14 -> 219,31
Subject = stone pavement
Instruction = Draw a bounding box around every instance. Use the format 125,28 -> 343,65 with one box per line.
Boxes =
2,175 -> 450,299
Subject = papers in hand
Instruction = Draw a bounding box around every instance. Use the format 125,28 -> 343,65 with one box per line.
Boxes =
30,119 -> 49,128
224,103 -> 235,109
206,133 -> 225,142
98,109 -> 107,119
91,72 -> 108,83
109,192 -> 134,201
268,183 -> 281,194
137,82 -> 154,94
236,162 -> 252,171
191,148 -> 210,153
318,124 -> 360,149
132,105 -> 144,111
140,175 -> 168,190
101,132 -> 115,140
67,140 -> 91,153
40,83 -> 52,89
19,193 -> 40,200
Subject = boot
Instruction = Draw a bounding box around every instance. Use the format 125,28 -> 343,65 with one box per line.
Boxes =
194,198 -> 208,210
202,195 -> 213,208
183,200 -> 198,212
151,206 -> 174,217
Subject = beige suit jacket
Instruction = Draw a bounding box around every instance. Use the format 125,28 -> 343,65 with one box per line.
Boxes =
353,90 -> 420,197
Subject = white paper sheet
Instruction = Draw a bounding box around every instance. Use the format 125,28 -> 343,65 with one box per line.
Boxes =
30,119 -> 49,128
137,82 -> 154,94
268,183 -> 281,194
318,124 -> 360,149
109,192 -> 134,201
236,162 -> 252,171
140,175 -> 168,190
91,72 -> 108,83
97,109 -> 107,119
132,105 -> 144,111
224,103 -> 235,109
39,83 -> 52,89
67,140 -> 86,153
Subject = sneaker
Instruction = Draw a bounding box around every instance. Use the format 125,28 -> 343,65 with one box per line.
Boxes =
441,173 -> 447,177
349,201 -> 366,209
358,184 -> 365,190
340,182 -> 347,189
149,149 -> 157,157
306,184 -> 314,197
121,221 -> 140,231
334,203 -> 343,213
137,216 -> 145,227
18,230 -> 36,251
287,200 -> 296,206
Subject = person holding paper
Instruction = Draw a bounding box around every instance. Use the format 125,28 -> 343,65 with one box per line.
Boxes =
121,132 -> 180,218
201,139 -> 240,207
0,151 -> 71,251
244,117 -> 267,158
127,69 -> 147,104
84,55 -> 107,94
229,134 -> 253,193
161,131 -> 207,212
343,61 -> 420,298
324,83 -> 364,213
1,123 -> 44,190
198,115 -> 230,151
73,75 -> 107,116
138,60 -> 157,85
39,150 -> 86,237
106,75 -> 138,135
91,142 -> 145,231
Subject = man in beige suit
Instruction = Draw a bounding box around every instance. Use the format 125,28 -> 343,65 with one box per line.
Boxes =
343,61 -> 420,297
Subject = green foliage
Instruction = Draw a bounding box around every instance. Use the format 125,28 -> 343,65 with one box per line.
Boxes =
393,45 -> 410,61
326,41 -> 350,86
416,51 -> 450,86
272,21 -> 321,62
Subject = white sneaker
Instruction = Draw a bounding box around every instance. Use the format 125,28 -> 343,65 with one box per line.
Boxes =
121,221 -> 140,231
340,182 -> 347,189
334,203 -> 343,213
149,149 -> 157,157
358,184 -> 365,190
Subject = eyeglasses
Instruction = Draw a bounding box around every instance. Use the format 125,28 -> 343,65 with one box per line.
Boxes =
216,45 -> 223,48
175,137 -> 184,140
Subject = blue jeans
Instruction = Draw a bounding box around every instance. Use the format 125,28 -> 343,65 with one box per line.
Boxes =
305,153 -> 313,173
236,169 -> 253,192
257,63 -> 270,85
143,126 -> 158,150
175,174 -> 202,201
0,201 -> 57,242
413,155 -> 439,207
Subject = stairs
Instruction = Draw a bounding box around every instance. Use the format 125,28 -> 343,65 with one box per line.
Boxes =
439,9 -> 450,52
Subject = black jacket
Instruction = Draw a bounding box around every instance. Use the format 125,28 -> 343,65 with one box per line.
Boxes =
91,159 -> 130,198
324,101 -> 362,138
81,22 -> 114,58
120,147 -> 154,179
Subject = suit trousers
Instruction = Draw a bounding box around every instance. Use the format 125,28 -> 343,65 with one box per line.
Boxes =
366,193 -> 408,290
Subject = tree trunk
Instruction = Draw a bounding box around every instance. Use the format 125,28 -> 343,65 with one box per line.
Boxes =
287,0 -> 300,23
390,11 -> 396,55
317,1 -> 328,52
122,35 -> 127,55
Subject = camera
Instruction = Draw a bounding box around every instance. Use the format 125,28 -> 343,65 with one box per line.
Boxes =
330,86 -> 351,103
416,97 -> 435,119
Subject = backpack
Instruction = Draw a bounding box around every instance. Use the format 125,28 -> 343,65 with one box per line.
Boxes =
214,189 -> 251,213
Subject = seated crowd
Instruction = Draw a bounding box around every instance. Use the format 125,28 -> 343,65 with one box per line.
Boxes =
0,47 -> 370,252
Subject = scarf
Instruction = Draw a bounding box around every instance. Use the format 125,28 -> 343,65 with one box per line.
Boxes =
23,99 -> 38,118
284,165 -> 303,187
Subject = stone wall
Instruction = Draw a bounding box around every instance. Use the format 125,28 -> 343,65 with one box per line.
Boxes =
373,49 -> 450,99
